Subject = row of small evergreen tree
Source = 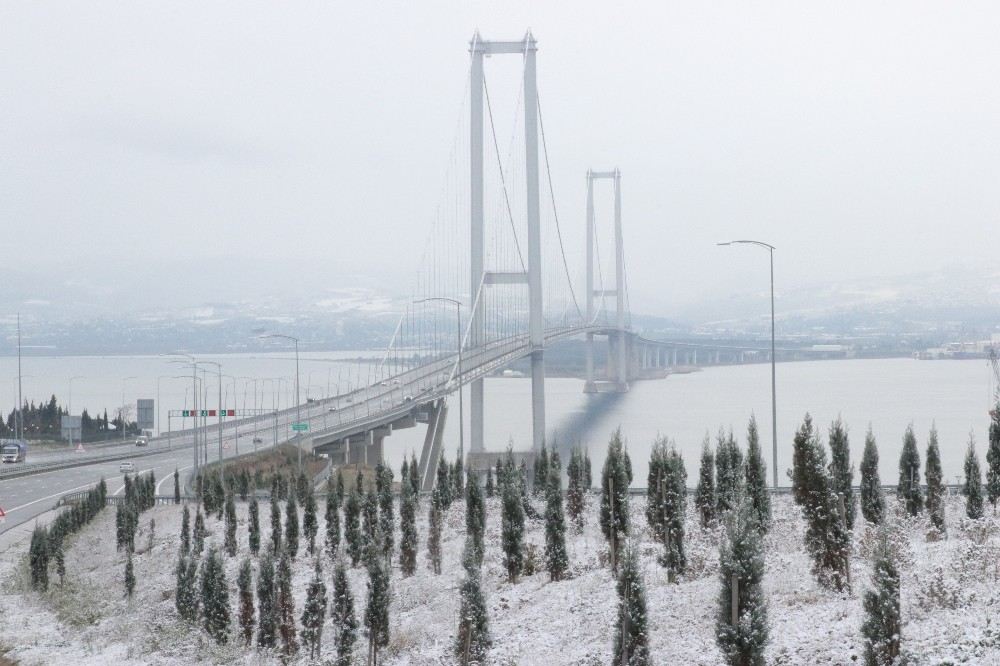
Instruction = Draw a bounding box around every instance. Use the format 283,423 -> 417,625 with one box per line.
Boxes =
29,478 -> 108,592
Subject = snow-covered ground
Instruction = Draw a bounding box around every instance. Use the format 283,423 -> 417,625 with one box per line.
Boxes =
0,490 -> 998,665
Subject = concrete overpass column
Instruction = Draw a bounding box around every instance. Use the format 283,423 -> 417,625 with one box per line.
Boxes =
672,348 -> 678,366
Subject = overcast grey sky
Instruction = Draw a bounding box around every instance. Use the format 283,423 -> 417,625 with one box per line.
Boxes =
2,1 -> 999,317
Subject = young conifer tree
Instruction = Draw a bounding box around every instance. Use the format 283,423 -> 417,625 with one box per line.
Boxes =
925,426 -> 946,532
660,443 -> 688,576
534,441 -> 549,496
364,552 -> 391,664
362,489 -> 378,555
335,468 -> 346,505
256,552 -> 277,648
436,456 -> 452,509
174,468 -> 181,504
224,492 -> 238,557
285,494 -> 300,559
345,489 -> 363,566
331,560 -> 358,666
301,559 -> 328,659
566,447 -> 586,531
544,454 -> 568,582
501,470 -> 525,582
613,545 -> 650,666
696,435 -> 716,527
377,463 -> 394,560
409,453 -> 421,504
860,427 -> 884,525
791,414 -> 815,506
987,408 -> 1000,510
800,432 -> 851,591
828,417 -> 856,531
193,509 -> 207,556
964,433 -> 985,519
744,415 -> 772,533
248,497 -> 260,556
276,550 -> 299,657
400,473 -> 418,576
200,547 -> 230,644
270,499 -> 282,553
861,526 -> 902,666
715,429 -> 743,514
428,494 -> 443,575
175,554 -> 198,622
325,486 -> 341,560
303,490 -> 318,555
180,504 -> 191,555
237,558 -> 255,646
600,429 -> 631,571
124,550 -> 135,599
646,438 -> 668,540
465,465 -> 486,566
716,496 -> 768,666
455,538 -> 491,662
897,425 -> 923,516
485,466 -> 495,498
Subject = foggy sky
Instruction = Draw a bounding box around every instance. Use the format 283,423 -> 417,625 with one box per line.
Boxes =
2,1 -> 999,318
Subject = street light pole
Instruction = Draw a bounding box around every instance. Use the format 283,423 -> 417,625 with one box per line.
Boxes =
718,240 -> 778,488
261,334 -> 301,473
164,352 -> 199,478
68,376 -> 84,449
415,297 -> 463,465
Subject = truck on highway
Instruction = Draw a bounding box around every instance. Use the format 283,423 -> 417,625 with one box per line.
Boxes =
1,439 -> 28,463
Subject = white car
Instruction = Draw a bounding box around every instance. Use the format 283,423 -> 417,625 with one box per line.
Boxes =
119,461 -> 136,473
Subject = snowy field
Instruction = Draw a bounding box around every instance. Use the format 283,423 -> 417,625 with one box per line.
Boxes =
0,491 -> 998,665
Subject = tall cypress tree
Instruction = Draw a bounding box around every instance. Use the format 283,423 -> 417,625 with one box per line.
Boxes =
428,494 -> 443,575
237,558 -> 255,646
925,426 -> 946,532
964,434 -> 985,519
646,437 -> 669,541
193,509 -> 206,556
897,425 -> 923,516
180,504 -> 191,556
696,435 -> 716,528
200,547 -> 230,644
303,490 -> 318,555
124,550 -> 135,599
744,415 -> 772,533
860,427 -> 884,525
716,497 -> 768,666
248,497 -> 260,556
285,494 -> 300,559
345,490 -> 363,566
466,465 -> 486,567
301,559 -> 327,660
270,499 -> 282,553
800,432 -> 851,591
861,526 -> 902,666
335,468 -> 346,505
791,414 -> 815,506
173,468 -> 181,504
276,550 -> 298,657
501,469 -> 525,583
325,487 -> 341,560
452,455 -> 464,499
612,545 -> 649,666
364,553 -> 390,664
534,441 -> 549,496
224,492 -> 238,557
987,408 -> 1000,510
485,466 -> 495,498
256,551 -> 277,648
362,489 -> 379,556
715,429 -> 743,514
660,444 -> 687,576
544,454 -> 568,582
455,540 -> 491,662
566,447 -> 586,531
175,554 -> 199,622
409,452 -> 421,504
400,473 -> 418,576
331,560 -> 358,666
828,417 -> 855,531
600,428 -> 631,571
376,462 -> 394,560
436,456 -> 452,509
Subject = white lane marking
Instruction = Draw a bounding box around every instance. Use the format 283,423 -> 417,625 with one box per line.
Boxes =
112,467 -> 155,496
156,464 -> 193,495
5,478 -> 109,514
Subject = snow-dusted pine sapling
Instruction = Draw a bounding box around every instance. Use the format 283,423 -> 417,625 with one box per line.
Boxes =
115,503 -> 125,551
345,490 -> 363,567
566,448 -> 586,531
180,504 -> 191,556
696,435 -> 716,528
301,559 -> 327,660
861,526 -> 901,666
248,497 -> 260,556
791,414 -> 816,506
400,458 -> 409,493
466,465 -> 486,567
200,547 -> 230,644
456,540 -> 491,662
436,456 -> 452,509
828,416 -> 855,531
452,455 -> 464,499
362,489 -> 378,556
335,468 -> 346,505
800,433 -> 851,591
925,426 -> 946,532
237,558 -> 255,646
600,428 -> 631,570
860,427 -> 884,525
897,424 -> 923,516
715,429 -> 743,514
256,552 -> 277,648
646,438 -> 668,540
501,471 -> 525,583
428,497 -> 443,575
175,554 -> 199,622
716,497 -> 768,666
964,434 -> 984,519
400,474 -> 418,576
613,545 -> 649,665
584,450 -> 593,490
303,490 -> 318,555
285,493 -> 300,559
377,462 -> 394,560
276,550 -> 299,657
495,458 -> 505,494
325,487 -> 341,561
744,415 -> 772,533
331,560 -> 358,666
224,492 -> 238,557
124,550 -> 135,599
485,466 -> 495,498
364,552 -> 391,664
53,538 -> 65,586
295,470 -> 309,505
173,468 -> 180,504
193,509 -> 206,556
269,499 -> 282,553
355,467 -> 365,496
534,441 -> 549,496
409,453 -> 421,503
544,454 -> 568,582
987,408 -> 1000,510
660,443 -> 687,576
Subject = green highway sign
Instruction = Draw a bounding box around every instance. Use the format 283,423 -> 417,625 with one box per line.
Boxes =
291,423 -> 309,432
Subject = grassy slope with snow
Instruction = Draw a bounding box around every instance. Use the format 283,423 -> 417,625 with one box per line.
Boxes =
1,491 -> 998,665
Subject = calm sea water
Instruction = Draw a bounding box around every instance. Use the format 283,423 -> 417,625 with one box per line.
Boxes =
0,355 -> 993,485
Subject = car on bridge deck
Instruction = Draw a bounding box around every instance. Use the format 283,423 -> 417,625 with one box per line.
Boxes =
403,395 -> 414,403
119,461 -> 136,473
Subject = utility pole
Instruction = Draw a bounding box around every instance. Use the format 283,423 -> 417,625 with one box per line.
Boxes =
16,313 -> 22,441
